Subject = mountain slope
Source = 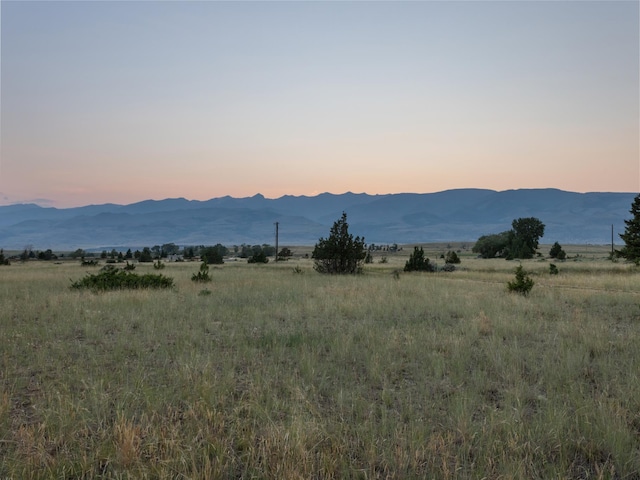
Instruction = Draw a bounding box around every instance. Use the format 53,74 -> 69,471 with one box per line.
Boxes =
0,189 -> 635,250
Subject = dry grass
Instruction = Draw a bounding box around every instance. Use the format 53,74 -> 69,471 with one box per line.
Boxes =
1,246 -> 639,478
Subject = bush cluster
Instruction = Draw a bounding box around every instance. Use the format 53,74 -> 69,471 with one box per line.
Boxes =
445,250 -> 461,264
70,266 -> 174,291
248,251 -> 269,264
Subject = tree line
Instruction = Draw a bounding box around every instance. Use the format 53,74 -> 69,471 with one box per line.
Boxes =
312,193 -> 640,274
5,193 -> 640,270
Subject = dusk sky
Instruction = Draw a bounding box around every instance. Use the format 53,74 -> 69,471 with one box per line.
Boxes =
1,1 -> 638,208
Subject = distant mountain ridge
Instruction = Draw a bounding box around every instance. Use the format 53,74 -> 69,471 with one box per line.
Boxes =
0,189 -> 635,250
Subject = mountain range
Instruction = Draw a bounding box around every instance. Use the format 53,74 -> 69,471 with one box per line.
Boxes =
0,189 -> 635,251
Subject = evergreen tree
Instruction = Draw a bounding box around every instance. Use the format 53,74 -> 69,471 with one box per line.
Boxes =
549,241 -> 566,260
312,212 -> 366,274
507,265 -> 534,296
617,194 -> 640,265
404,246 -> 434,272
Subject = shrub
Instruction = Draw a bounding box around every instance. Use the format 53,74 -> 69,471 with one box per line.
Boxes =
445,250 -> 461,264
278,247 -> 293,261
81,259 -> 99,267
404,246 -> 434,272
37,249 -> 57,261
239,244 -> 275,259
507,265 -> 534,296
364,251 -> 373,264
549,263 -> 559,275
549,242 -> 567,260
70,268 -> 174,291
123,261 -> 136,271
441,263 -> 456,272
248,251 -> 269,264
191,262 -> 211,282
153,259 -> 165,270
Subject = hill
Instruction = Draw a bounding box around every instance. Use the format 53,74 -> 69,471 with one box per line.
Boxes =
0,189 -> 635,250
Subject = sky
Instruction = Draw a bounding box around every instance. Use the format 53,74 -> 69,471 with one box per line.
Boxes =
1,0 -> 638,208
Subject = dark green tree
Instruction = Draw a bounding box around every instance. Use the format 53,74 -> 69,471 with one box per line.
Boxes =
277,247 -> 293,261
549,241 -> 566,260
617,194 -> 640,265
507,217 -> 545,259
37,249 -> 57,261
125,249 -> 133,259
472,232 -> 511,258
201,244 -> 227,264
161,243 -> 180,256
138,247 -> 153,262
312,212 -> 366,274
247,250 -> 269,264
404,246 -> 434,272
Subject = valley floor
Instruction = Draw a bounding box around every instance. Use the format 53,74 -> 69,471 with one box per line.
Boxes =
1,245 -> 639,478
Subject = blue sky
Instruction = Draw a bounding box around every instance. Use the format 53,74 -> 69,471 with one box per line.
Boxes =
1,0 -> 638,207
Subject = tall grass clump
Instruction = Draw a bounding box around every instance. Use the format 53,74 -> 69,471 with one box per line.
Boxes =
191,261 -> 211,282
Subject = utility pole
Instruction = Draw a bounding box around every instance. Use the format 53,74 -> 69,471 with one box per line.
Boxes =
275,222 -> 279,263
611,224 -> 614,256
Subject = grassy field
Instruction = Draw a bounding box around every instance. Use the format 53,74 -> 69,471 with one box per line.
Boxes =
1,246 -> 639,479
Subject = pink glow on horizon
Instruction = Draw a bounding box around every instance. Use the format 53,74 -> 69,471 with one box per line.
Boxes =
1,1 -> 638,208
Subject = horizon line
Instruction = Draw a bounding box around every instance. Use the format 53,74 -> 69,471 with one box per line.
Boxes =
1,187 -> 638,209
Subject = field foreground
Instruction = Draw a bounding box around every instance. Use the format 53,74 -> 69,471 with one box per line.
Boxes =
1,247 -> 640,478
